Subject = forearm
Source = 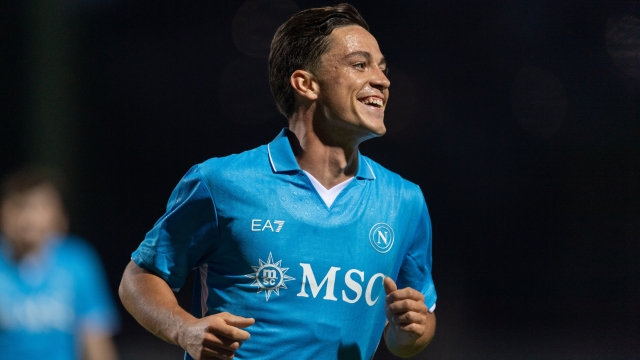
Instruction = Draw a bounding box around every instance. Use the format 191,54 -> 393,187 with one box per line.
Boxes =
384,311 -> 436,358
118,260 -> 194,346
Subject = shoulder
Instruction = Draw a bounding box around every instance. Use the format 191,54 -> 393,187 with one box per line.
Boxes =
195,144 -> 269,181
362,155 -> 424,199
55,235 -> 102,265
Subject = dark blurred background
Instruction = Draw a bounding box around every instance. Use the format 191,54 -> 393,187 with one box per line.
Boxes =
2,0 -> 639,358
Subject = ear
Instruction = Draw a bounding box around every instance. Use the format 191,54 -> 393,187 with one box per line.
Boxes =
290,70 -> 319,101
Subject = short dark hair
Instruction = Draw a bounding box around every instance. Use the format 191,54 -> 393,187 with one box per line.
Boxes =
268,3 -> 369,118
1,165 -> 67,207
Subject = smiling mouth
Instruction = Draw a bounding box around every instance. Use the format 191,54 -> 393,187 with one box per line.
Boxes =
359,96 -> 384,108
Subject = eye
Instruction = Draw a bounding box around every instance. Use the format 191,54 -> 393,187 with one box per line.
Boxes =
353,62 -> 366,70
381,66 -> 389,76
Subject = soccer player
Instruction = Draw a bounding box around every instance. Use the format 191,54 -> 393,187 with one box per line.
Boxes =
0,166 -> 120,360
119,3 -> 436,359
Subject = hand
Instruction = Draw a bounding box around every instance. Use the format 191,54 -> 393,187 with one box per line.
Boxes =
383,277 -> 431,348
179,312 -> 255,360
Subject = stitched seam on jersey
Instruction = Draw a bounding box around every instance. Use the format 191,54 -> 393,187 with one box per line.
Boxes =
194,165 -> 221,239
409,186 -> 430,247
199,264 -> 209,317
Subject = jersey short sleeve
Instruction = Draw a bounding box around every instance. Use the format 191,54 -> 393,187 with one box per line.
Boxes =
132,165 -> 220,290
396,190 -> 437,311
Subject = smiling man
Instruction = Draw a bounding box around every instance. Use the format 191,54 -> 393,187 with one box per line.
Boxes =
119,3 -> 436,360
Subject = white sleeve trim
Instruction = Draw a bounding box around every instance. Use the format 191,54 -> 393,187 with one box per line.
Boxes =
428,303 -> 436,313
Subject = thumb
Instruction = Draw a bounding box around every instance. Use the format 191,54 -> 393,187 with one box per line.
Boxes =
383,276 -> 397,295
225,314 -> 256,328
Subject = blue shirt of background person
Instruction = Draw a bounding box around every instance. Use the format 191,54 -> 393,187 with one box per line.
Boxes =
0,166 -> 120,360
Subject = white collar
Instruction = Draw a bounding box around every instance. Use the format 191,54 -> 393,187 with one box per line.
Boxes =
302,171 -> 354,208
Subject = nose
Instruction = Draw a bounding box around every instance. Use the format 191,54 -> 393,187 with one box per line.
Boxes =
371,66 -> 390,92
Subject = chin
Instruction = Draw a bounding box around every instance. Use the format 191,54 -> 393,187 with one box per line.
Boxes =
359,124 -> 386,141
369,123 -> 386,135
365,118 -> 387,137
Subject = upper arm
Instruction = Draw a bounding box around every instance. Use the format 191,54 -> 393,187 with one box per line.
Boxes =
118,260 -> 184,324
119,260 -> 174,300
131,165 -> 221,290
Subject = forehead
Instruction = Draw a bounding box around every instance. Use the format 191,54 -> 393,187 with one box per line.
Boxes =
324,25 -> 383,58
2,184 -> 61,208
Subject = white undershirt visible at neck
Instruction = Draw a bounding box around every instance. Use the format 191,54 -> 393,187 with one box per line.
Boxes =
303,170 -> 354,208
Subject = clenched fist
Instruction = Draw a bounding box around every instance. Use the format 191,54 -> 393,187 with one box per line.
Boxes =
383,277 -> 435,357
179,312 -> 255,360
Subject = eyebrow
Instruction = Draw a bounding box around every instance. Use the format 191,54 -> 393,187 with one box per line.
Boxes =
344,51 -> 387,67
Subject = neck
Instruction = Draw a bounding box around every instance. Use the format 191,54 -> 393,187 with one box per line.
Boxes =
6,239 -> 43,262
288,115 -> 360,189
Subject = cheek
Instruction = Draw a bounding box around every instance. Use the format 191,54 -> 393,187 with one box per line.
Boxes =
33,206 -> 60,232
321,82 -> 347,105
15,204 -> 58,235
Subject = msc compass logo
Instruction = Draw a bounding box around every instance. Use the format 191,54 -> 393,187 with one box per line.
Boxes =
245,252 -> 295,301
369,223 -> 394,253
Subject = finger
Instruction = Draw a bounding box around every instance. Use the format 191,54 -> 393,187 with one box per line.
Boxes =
200,346 -> 236,360
207,323 -> 252,342
383,276 -> 397,295
396,322 -> 424,339
393,311 -> 424,325
202,333 -> 243,352
387,299 -> 428,315
223,314 -> 256,329
386,286 -> 425,303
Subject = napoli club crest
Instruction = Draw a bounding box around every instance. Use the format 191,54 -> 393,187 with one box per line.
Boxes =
369,223 -> 394,253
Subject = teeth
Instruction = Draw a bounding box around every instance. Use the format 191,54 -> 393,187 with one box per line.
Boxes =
361,97 -> 383,107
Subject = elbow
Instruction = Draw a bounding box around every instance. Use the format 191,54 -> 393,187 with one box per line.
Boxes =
118,260 -> 136,306
118,277 -> 126,304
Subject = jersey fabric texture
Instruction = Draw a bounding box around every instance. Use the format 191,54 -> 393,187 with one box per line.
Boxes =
132,128 -> 436,360
0,235 -> 120,360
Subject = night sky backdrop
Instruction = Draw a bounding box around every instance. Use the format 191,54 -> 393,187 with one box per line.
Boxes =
2,0 -> 639,358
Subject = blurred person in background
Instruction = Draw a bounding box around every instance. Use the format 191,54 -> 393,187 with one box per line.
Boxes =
0,165 -> 120,360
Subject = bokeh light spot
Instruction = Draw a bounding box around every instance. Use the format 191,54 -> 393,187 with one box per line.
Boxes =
606,14 -> 640,79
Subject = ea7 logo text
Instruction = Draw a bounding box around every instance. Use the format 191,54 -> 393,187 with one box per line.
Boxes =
251,219 -> 285,232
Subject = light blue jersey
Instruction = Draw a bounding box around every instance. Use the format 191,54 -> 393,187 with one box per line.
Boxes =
0,235 -> 120,360
132,129 -> 436,360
